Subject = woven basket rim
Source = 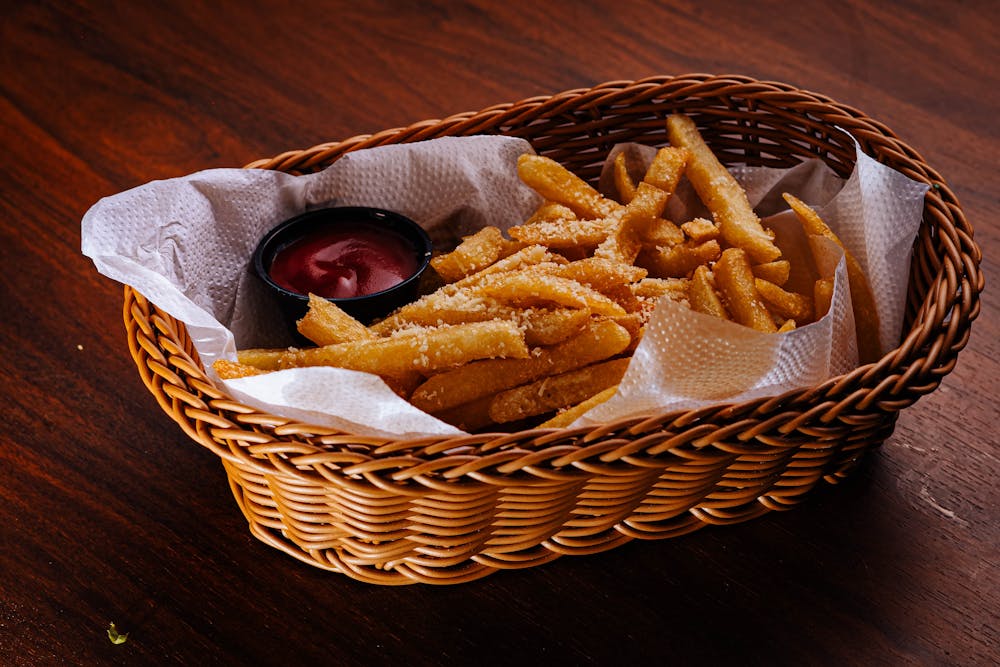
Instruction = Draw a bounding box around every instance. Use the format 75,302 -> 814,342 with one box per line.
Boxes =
124,72 -> 984,468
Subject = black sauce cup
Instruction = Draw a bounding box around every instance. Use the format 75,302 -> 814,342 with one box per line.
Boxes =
252,207 -> 433,331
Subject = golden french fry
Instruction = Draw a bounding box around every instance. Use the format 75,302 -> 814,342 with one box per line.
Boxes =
478,272 -> 627,317
452,245 -> 567,287
297,293 -> 429,396
751,260 -> 791,286
377,296 -> 593,349
430,226 -> 522,283
602,284 -> 642,313
754,278 -> 813,323
613,152 -> 637,204
488,357 -> 630,423
213,359 -> 269,380
370,291 -> 514,334
273,320 -> 529,376
508,217 -> 612,248
525,201 -> 578,224
680,217 -> 719,243
641,217 -> 685,246
297,293 -> 374,346
554,257 -> 648,294
667,114 -> 781,263
613,145 -> 691,265
370,282 -> 482,333
642,146 -> 690,194
409,319 -> 631,413
814,278 -> 834,319
596,182 -> 669,265
373,256 -> 607,336
713,248 -> 777,333
631,277 -> 689,301
689,265 -> 729,320
517,154 -> 622,219
520,307 -> 592,346
538,385 -> 618,428
777,319 -> 797,333
235,348 -> 288,371
609,311 -> 645,343
637,239 -> 721,279
372,247 -> 567,334
783,192 -> 881,363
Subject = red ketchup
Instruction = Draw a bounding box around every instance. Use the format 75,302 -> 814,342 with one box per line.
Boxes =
268,224 -> 419,299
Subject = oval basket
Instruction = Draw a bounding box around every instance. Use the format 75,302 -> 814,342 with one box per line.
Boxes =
124,73 -> 983,585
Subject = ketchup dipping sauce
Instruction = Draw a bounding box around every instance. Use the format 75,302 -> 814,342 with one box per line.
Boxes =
253,207 -> 433,326
269,223 -> 419,299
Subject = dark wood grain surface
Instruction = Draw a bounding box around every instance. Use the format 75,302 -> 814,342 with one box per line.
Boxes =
1,1 -> 996,664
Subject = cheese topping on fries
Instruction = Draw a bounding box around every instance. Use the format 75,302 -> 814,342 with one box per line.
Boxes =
217,114 -> 877,431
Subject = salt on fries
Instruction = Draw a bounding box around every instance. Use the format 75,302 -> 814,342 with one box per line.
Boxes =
216,114 -> 879,430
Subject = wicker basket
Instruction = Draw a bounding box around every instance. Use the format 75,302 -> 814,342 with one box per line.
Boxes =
124,73 -> 983,585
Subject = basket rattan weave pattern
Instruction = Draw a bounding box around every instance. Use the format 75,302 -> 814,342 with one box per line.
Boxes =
123,74 -> 983,585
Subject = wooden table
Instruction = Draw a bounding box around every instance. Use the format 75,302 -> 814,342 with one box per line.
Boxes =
2,1 -> 996,664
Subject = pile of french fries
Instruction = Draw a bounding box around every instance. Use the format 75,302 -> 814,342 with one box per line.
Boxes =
215,114 -> 878,431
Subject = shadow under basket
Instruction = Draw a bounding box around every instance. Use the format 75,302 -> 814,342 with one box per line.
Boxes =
123,73 -> 984,585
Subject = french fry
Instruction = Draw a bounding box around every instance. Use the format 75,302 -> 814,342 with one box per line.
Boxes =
637,239 -> 721,278
430,226 -> 522,283
754,278 -> 813,323
273,320 -> 530,376
213,359 -> 268,380
609,312 -> 645,347
814,278 -> 834,319
642,146 -> 690,194
517,154 -> 622,219
296,296 -> 427,397
631,277 -> 689,301
607,146 -> 691,266
689,265 -> 729,320
554,257 -> 648,294
488,357 -> 630,423
641,217 -> 685,246
453,245 -> 567,287
371,247 -> 566,334
783,192 -> 881,363
520,307 -> 592,346
508,216 -> 613,248
370,291 -> 514,334
525,201 -> 578,224
374,297 -> 590,347
596,182 -> 669,264
235,348 -> 288,371
478,271 -> 627,317
538,385 -> 618,428
680,217 -> 720,243
666,114 -> 781,263
631,278 -> 688,325
777,319 -> 797,333
409,319 -> 631,413
613,152 -> 637,204
751,260 -> 791,286
602,284 -> 643,313
713,248 -> 777,333
297,293 -> 374,346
